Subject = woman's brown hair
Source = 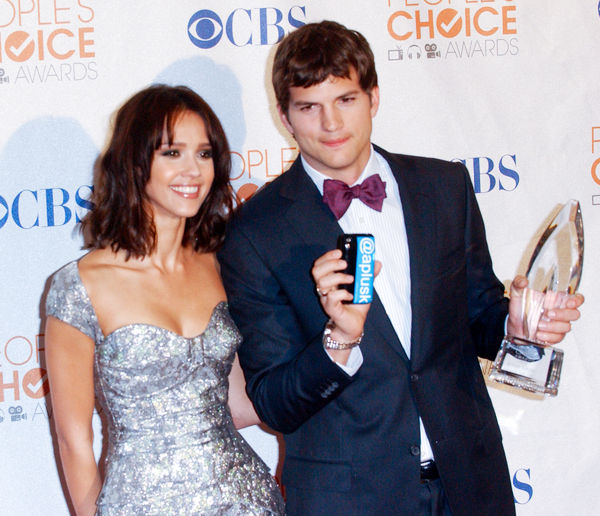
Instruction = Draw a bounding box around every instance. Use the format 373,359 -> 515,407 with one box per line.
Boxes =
81,84 -> 233,257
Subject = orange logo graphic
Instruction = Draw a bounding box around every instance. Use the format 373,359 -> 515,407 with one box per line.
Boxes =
437,9 -> 462,38
4,30 -> 34,61
22,368 -> 49,399
0,334 -> 47,402
0,1 -> 95,63
592,126 -> 600,186
388,3 -> 517,41
236,183 -> 259,204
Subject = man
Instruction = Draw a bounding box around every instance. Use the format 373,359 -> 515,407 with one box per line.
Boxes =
218,21 -> 583,515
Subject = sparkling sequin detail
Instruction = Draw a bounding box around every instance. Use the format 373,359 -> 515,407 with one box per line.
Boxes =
46,261 -> 284,516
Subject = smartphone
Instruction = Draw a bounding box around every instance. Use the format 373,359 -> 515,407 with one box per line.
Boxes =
336,234 -> 375,304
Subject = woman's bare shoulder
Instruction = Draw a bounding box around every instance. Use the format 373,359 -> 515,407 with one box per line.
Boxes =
77,249 -> 145,298
79,248 -> 141,274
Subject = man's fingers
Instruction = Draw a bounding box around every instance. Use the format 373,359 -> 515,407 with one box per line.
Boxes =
316,272 -> 354,295
538,318 -> 572,333
312,249 -> 342,268
374,260 -> 382,277
509,275 -> 528,296
566,293 -> 585,309
321,287 -> 353,306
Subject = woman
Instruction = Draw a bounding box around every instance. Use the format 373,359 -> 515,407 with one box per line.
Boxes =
45,85 -> 284,515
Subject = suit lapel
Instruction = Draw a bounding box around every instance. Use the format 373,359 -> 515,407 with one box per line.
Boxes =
279,156 -> 411,364
278,158 -> 343,248
374,145 -> 435,366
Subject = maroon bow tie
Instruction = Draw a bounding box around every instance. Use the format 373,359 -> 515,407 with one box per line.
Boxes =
322,174 -> 387,220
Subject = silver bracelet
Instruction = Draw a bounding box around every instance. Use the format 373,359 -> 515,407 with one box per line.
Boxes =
322,319 -> 363,350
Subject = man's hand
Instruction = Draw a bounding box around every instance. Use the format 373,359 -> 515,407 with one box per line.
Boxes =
311,249 -> 381,363
507,275 -> 584,344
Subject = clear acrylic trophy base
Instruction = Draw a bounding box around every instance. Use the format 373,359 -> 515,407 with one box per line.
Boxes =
488,199 -> 583,398
489,336 -> 563,397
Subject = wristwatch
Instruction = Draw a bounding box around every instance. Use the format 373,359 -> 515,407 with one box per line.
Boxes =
322,319 -> 363,350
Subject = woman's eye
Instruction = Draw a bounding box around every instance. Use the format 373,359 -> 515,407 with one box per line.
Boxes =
199,150 -> 213,159
161,149 -> 180,157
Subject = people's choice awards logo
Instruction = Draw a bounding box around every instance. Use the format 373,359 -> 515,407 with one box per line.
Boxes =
187,6 -> 306,49
230,145 -> 299,204
385,0 -> 518,62
0,333 -> 55,424
0,0 -> 97,84
1,335 -> 48,403
591,126 -> 600,206
3,30 -> 34,62
22,368 -> 48,399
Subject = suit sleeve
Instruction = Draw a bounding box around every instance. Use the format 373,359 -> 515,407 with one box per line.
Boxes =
218,215 -> 354,434
461,165 -> 509,360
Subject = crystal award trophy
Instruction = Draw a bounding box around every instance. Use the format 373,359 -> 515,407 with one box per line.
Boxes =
489,200 -> 583,396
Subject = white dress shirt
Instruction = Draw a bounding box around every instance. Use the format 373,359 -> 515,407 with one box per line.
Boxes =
303,146 -> 434,462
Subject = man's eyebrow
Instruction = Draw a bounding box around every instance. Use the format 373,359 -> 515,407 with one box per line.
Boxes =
336,88 -> 361,98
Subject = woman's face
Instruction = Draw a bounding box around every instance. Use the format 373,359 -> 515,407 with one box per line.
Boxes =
145,110 -> 214,222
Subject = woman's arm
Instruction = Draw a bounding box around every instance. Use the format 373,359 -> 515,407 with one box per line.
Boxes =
227,354 -> 261,429
46,316 -> 101,516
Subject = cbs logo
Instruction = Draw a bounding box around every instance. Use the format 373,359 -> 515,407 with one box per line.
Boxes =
187,6 -> 305,49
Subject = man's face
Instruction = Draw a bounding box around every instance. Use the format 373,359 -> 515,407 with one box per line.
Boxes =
279,68 -> 379,185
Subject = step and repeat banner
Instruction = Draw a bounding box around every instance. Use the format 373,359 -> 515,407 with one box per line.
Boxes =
1,1 -> 599,514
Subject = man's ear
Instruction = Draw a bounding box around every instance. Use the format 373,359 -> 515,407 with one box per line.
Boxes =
369,86 -> 380,118
277,104 -> 294,136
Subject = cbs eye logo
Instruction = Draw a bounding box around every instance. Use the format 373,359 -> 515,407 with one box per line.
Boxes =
188,10 -> 223,49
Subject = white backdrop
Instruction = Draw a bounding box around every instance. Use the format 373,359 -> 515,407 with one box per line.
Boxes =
1,1 -> 599,514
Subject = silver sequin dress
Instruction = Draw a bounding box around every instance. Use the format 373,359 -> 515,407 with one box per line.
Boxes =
46,261 -> 285,516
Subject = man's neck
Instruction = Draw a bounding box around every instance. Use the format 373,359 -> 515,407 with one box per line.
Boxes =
300,146 -> 375,190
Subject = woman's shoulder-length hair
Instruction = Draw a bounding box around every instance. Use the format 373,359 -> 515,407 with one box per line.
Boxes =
81,84 -> 233,258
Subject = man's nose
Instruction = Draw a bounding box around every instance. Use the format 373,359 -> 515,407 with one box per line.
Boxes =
321,105 -> 342,131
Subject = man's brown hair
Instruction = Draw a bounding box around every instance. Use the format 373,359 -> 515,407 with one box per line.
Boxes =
272,20 -> 378,113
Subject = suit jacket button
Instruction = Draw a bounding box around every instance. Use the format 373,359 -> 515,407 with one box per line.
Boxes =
410,374 -> 419,382
410,445 -> 420,456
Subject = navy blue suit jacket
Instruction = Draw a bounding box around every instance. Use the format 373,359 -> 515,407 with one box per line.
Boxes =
219,146 -> 515,515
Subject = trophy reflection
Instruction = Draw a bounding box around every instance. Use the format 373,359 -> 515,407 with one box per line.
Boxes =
489,200 -> 584,396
